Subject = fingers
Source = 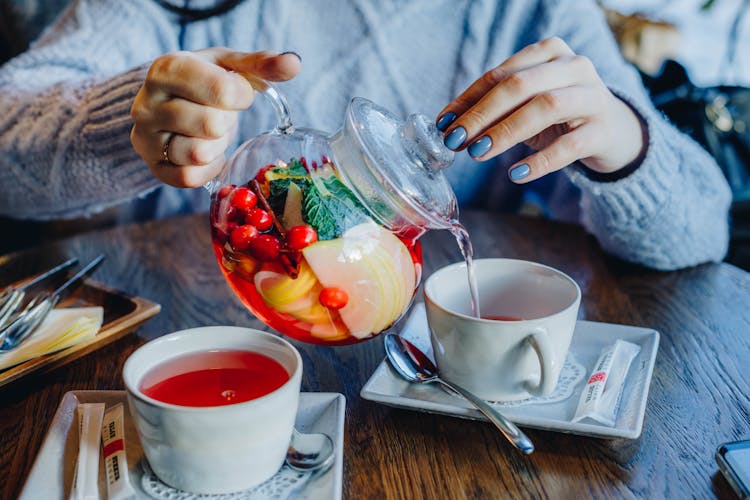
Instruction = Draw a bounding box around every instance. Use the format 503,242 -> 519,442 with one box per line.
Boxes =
507,126 -> 594,184
148,98 -> 237,138
433,36 -> 637,181
149,155 -> 227,188
210,49 -> 301,82
130,98 -> 238,165
131,126 -> 230,188
436,37 -> 575,129
131,126 -> 231,187
143,49 -> 301,108
166,133 -> 232,167
466,85 -> 601,161
145,51 -> 255,109
442,56 -> 596,152
131,48 -> 301,188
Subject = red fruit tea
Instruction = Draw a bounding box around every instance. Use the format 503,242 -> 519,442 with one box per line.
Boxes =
139,350 -> 289,407
210,157 -> 421,346
481,315 -> 524,321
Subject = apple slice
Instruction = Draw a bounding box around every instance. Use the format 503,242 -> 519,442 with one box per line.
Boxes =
255,261 -> 343,326
282,182 -> 305,229
254,261 -> 318,309
310,320 -> 349,341
302,222 -> 416,338
276,287 -> 333,324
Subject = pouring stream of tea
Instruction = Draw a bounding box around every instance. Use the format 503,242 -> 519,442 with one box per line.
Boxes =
449,221 -> 481,318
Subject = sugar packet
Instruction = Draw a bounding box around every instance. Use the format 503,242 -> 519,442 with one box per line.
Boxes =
572,339 -> 641,427
101,403 -> 136,500
70,403 -> 105,500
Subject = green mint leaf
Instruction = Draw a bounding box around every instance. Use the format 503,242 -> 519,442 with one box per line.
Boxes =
286,158 -> 308,177
302,174 -> 370,240
268,178 -> 310,218
267,179 -> 290,216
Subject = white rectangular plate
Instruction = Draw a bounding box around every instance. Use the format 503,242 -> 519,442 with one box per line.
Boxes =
20,390 -> 345,499
361,303 -> 659,439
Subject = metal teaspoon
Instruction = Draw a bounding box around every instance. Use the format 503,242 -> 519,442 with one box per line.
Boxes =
384,333 -> 534,455
286,428 -> 335,472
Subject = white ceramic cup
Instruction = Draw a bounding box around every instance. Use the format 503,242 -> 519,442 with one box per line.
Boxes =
424,258 -> 581,402
122,326 -> 302,494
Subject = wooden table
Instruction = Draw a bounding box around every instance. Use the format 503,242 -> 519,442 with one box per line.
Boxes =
1,211 -> 749,499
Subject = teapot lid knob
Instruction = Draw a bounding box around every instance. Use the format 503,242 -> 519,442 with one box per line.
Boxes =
398,113 -> 454,174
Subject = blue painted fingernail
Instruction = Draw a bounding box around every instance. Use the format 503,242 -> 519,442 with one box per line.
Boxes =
468,136 -> 492,158
444,126 -> 466,150
509,163 -> 531,181
436,112 -> 457,132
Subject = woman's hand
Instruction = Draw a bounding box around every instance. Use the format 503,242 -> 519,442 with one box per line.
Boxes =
436,37 -> 646,183
131,49 -> 301,188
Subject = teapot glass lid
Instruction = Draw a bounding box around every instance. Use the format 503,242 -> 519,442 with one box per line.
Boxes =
332,97 -> 458,230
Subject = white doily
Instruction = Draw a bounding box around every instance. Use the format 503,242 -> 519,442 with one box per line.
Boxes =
488,353 -> 585,407
140,461 -> 311,500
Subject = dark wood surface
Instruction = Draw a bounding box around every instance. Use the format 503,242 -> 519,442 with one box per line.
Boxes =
1,211 -> 749,499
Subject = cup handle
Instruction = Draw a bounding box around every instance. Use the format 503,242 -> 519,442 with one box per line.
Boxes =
522,327 -> 556,397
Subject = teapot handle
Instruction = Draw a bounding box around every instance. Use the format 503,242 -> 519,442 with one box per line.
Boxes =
246,77 -> 294,134
203,78 -> 294,193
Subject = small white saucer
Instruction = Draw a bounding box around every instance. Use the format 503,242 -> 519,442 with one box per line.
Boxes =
361,303 -> 659,439
20,390 -> 345,499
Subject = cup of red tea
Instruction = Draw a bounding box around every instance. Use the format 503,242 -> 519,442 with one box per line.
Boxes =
424,258 -> 581,402
122,326 -> 302,494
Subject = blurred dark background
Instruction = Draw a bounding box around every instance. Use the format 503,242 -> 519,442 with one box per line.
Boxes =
1,0 -> 749,271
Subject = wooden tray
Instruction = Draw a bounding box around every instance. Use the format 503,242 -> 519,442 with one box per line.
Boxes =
0,280 -> 160,387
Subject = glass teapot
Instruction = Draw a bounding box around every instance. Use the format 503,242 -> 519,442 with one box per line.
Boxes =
208,81 -> 457,345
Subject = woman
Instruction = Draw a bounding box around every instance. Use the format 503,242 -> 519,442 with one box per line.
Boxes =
0,0 -> 732,270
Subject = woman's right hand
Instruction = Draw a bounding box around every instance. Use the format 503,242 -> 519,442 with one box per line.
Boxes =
130,49 -> 301,188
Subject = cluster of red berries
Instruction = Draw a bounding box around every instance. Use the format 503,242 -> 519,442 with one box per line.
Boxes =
214,184 -> 318,262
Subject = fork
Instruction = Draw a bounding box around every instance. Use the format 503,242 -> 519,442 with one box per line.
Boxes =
0,255 -> 105,352
0,258 -> 78,331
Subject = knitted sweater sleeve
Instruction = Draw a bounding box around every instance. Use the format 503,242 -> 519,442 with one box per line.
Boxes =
0,0 -> 177,220
541,0 -> 733,270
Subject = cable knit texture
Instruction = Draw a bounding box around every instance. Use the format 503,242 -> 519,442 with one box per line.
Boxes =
0,0 -> 733,270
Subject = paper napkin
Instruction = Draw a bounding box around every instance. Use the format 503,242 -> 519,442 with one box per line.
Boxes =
0,307 -> 104,371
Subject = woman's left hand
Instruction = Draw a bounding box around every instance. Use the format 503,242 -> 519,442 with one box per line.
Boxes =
436,37 -> 646,183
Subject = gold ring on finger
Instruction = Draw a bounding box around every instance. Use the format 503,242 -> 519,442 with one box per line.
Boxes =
161,134 -> 174,164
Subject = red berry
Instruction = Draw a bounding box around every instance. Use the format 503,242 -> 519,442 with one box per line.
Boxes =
218,184 -> 235,200
319,287 -> 348,310
229,225 -> 259,251
246,208 -> 273,231
287,225 -> 318,250
224,205 -> 247,223
248,234 -> 280,261
213,220 -> 238,243
230,187 -> 257,211
212,225 -> 229,245
255,164 -> 275,182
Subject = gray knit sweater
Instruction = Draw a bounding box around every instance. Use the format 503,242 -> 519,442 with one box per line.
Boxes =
0,0 -> 733,270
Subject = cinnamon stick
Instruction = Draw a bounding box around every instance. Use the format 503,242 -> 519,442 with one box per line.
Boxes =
248,179 -> 300,278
